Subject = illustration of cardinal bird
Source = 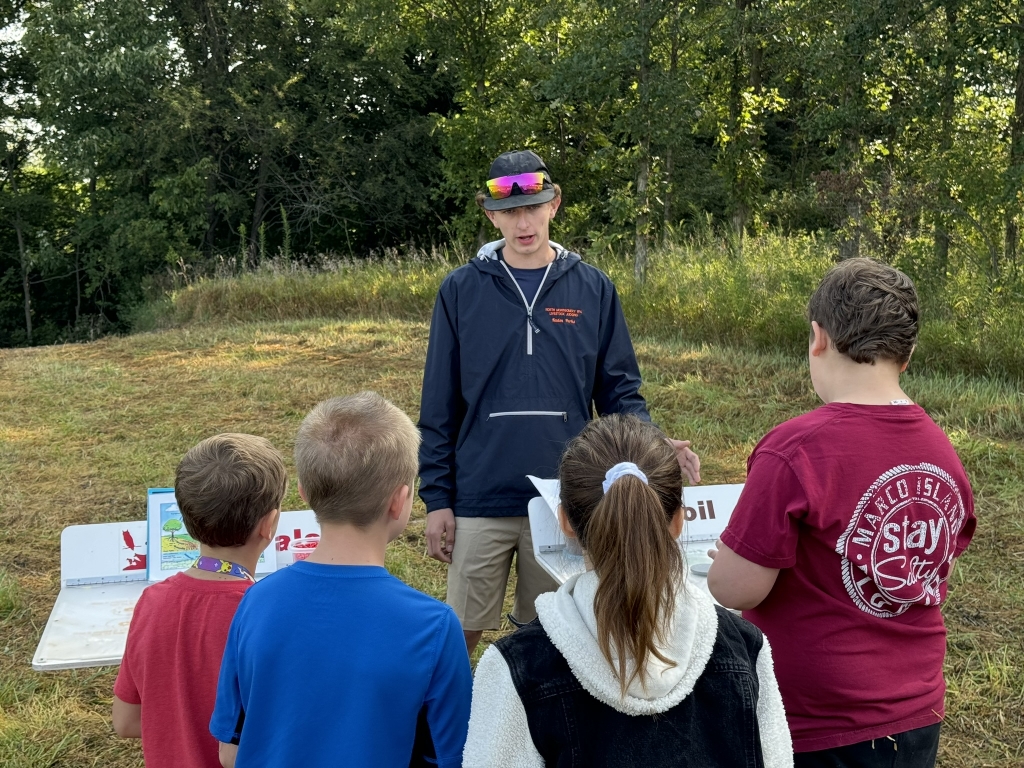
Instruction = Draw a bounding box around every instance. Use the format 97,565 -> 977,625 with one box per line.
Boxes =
122,529 -> 147,571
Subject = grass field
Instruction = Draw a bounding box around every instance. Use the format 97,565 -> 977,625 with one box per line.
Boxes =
1,317 -> 1022,766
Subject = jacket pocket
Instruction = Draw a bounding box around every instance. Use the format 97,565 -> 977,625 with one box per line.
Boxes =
488,410 -> 567,421
456,400 -> 585,507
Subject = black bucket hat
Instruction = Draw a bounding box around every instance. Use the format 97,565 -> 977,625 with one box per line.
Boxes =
482,150 -> 557,211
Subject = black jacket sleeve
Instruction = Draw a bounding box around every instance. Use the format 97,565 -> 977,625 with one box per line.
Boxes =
418,283 -> 464,512
592,281 -> 650,420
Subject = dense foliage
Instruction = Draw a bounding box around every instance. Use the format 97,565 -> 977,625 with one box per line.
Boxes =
1,0 -> 1022,346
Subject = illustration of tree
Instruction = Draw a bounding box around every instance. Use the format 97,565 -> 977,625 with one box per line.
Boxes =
163,519 -> 182,539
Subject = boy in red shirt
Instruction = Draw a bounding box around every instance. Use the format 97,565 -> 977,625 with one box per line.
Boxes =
707,258 -> 976,767
112,433 -> 286,768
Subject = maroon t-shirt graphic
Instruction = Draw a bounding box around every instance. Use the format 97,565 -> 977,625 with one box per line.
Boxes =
837,462 -> 969,618
721,403 -> 976,753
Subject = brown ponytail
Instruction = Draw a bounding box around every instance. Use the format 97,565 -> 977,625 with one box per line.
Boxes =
559,414 -> 684,697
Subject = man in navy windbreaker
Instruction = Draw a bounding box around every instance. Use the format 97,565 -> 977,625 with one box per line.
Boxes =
418,150 -> 699,654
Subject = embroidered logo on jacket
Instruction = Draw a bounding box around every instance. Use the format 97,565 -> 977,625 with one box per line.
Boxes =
545,307 -> 583,324
835,463 -> 968,618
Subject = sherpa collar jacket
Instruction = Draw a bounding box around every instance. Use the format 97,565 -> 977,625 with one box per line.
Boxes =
417,239 -> 649,518
463,571 -> 794,768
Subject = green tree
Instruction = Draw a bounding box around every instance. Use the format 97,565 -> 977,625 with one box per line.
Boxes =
163,519 -> 182,539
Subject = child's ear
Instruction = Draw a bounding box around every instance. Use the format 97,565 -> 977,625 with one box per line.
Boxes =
256,508 -> 280,543
388,484 -> 411,520
669,507 -> 684,539
900,344 -> 916,373
810,321 -> 830,357
297,481 -> 308,505
557,505 -> 577,539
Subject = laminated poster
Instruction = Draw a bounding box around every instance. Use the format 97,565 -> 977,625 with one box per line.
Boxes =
146,488 -> 275,582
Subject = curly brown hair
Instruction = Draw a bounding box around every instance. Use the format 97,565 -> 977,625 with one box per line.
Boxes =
807,257 -> 919,365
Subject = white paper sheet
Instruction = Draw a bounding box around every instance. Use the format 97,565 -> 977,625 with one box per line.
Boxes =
526,477 -> 745,591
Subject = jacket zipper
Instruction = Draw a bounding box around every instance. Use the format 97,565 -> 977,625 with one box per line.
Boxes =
488,411 -> 568,421
499,259 -> 553,355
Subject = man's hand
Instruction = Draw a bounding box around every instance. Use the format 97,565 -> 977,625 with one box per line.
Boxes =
425,508 -> 457,564
668,439 -> 701,485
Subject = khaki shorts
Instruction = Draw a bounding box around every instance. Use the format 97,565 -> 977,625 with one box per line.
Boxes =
446,516 -> 559,631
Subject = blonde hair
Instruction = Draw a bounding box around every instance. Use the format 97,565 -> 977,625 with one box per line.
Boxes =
175,433 -> 288,547
559,414 -> 683,697
295,392 -> 420,527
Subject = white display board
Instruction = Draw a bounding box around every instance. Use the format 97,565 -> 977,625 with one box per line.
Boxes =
61,520 -> 149,586
526,477 -> 743,591
33,509 -> 322,671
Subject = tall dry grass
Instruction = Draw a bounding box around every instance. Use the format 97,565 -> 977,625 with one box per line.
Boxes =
136,234 -> 1024,381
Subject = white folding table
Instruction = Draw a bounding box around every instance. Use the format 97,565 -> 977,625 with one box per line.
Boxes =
32,510 -> 321,671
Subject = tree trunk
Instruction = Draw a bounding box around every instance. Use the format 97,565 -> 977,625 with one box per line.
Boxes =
750,41 -> 763,93
663,147 -> 673,241
15,211 -> 31,344
635,146 -> 649,282
248,152 -> 271,269
839,199 -> 862,260
934,0 -> 958,276
204,167 -> 219,255
75,247 -> 81,325
728,0 -> 752,240
1003,41 -> 1024,273
196,0 -> 230,257
934,221 -> 950,274
663,14 -> 680,240
634,0 -> 652,283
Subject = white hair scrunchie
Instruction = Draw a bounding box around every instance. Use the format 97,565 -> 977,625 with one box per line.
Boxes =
601,462 -> 649,494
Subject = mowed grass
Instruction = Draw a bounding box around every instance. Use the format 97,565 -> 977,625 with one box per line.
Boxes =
0,318 -> 1022,767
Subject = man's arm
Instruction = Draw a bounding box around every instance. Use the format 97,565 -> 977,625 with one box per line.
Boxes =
419,286 -> 464,563
592,281 -> 649,419
111,696 -> 141,738
707,539 -> 780,610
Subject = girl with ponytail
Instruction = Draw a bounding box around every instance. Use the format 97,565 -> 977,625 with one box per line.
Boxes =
463,414 -> 793,767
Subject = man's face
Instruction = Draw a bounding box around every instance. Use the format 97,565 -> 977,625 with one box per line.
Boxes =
485,200 -> 560,260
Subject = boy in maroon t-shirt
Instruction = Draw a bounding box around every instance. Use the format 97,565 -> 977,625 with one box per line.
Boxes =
112,434 -> 286,768
707,258 -> 976,767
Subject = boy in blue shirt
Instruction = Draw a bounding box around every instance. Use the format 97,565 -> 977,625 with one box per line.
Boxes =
211,392 -> 473,768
